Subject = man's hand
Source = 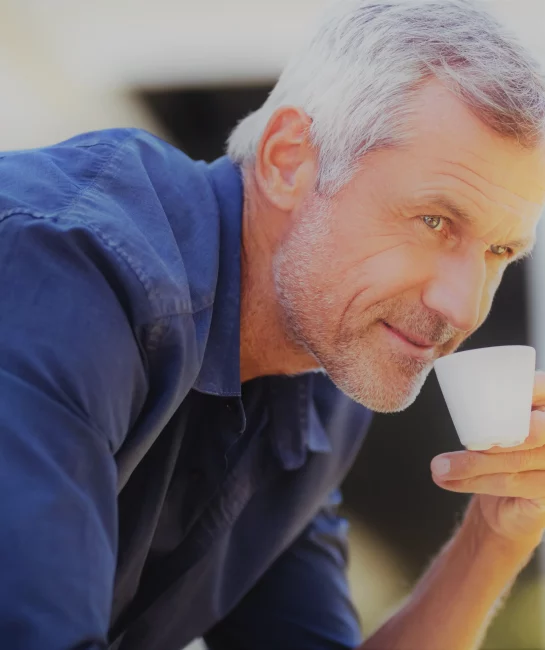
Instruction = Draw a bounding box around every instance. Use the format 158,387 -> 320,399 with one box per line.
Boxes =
364,371 -> 545,650
431,371 -> 545,547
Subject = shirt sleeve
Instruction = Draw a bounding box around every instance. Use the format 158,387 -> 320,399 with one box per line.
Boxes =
204,489 -> 362,650
0,214 -> 149,649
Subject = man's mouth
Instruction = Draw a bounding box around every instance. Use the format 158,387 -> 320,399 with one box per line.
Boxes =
381,320 -> 436,350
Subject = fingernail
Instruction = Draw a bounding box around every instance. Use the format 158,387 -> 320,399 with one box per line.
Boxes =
431,457 -> 451,476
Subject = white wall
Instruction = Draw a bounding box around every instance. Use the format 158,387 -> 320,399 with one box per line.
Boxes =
1,0 -> 543,149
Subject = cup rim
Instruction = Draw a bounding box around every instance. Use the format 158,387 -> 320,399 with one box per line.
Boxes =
434,344 -> 535,371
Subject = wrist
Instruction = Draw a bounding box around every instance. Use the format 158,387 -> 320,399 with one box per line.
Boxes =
364,498 -> 539,650
458,497 -> 541,567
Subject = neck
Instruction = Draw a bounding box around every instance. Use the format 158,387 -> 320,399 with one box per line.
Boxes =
239,173 -> 320,383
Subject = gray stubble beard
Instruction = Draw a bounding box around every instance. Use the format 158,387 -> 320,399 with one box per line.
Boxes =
272,233 -> 433,413
272,200 -> 458,412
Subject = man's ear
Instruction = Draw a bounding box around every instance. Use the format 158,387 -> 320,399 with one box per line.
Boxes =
255,106 -> 318,211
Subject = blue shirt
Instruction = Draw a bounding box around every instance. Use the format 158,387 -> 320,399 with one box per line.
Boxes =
0,129 -> 373,650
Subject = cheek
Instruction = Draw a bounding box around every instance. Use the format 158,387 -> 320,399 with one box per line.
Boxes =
333,242 -> 439,310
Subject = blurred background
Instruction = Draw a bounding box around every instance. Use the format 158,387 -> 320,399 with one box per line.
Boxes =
1,0 -> 545,648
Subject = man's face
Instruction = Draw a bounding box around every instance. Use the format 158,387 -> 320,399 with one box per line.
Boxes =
273,83 -> 545,412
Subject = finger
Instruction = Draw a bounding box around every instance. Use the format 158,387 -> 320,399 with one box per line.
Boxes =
433,470 -> 545,499
431,443 -> 545,480
533,370 -> 545,408
483,410 -> 545,454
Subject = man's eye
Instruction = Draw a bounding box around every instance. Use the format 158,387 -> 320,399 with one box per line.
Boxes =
422,215 -> 444,231
489,244 -> 511,257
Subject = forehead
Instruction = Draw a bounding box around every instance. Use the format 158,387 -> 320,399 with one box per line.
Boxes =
397,82 -> 545,228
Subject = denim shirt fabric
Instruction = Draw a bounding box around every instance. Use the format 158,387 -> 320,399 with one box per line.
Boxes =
0,129 -> 373,650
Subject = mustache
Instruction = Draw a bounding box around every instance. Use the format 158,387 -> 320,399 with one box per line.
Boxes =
382,307 -> 462,347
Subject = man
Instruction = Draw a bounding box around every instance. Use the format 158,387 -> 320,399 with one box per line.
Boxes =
2,0 -> 545,648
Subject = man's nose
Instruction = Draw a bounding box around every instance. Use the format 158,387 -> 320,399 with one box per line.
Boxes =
422,248 -> 487,333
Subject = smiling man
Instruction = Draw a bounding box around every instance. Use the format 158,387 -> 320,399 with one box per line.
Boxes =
2,1 -> 545,650
257,79 -> 545,413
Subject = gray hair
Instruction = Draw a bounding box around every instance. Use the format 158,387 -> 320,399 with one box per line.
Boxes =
227,0 -> 545,195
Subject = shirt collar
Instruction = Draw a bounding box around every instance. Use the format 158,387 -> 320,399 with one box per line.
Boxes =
193,156 -> 243,400
268,374 -> 332,470
191,156 -> 333,462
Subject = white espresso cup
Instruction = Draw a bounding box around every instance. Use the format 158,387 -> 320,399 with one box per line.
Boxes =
434,345 -> 536,451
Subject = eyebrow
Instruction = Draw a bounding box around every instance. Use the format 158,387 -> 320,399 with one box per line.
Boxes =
426,195 -> 536,252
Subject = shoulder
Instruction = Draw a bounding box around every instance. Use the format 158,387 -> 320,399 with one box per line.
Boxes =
0,128 -> 133,215
0,129 -> 222,317
0,128 -> 209,218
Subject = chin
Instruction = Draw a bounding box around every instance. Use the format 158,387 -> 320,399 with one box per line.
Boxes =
325,356 -> 433,413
